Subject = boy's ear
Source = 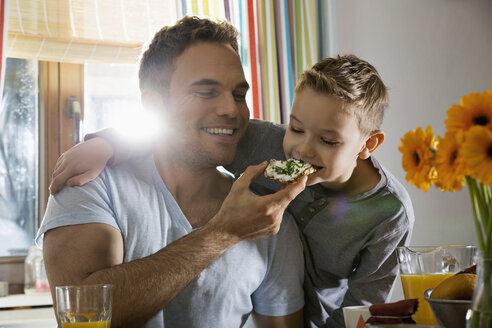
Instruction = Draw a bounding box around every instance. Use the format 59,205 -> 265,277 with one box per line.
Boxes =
141,90 -> 164,111
358,130 -> 385,160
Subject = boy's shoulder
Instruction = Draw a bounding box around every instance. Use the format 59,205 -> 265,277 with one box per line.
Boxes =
370,156 -> 414,222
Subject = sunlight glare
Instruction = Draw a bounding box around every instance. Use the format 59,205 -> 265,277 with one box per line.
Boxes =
112,106 -> 163,145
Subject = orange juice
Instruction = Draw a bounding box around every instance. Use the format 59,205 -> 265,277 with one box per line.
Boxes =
400,273 -> 453,325
62,321 -> 110,328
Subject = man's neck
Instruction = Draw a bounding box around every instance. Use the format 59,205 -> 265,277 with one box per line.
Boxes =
154,156 -> 233,228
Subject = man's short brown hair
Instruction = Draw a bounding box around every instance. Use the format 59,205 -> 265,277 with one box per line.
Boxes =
295,54 -> 388,135
138,16 -> 239,93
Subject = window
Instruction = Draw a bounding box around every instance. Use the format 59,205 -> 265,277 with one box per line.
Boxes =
83,64 -> 141,135
0,58 -> 39,257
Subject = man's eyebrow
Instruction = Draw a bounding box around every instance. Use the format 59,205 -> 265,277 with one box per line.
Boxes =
189,79 -> 222,87
189,79 -> 250,90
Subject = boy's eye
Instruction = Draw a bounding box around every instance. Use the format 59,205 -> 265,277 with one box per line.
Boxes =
321,139 -> 340,146
289,126 -> 303,133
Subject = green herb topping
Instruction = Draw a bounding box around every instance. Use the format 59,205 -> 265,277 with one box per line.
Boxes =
273,159 -> 310,176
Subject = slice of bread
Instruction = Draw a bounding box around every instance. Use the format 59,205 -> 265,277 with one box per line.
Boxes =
264,159 -> 316,183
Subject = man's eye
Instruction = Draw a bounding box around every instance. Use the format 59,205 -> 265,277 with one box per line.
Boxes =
233,92 -> 247,101
195,90 -> 218,98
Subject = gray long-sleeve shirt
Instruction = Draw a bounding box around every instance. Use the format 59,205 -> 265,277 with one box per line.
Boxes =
227,119 -> 415,328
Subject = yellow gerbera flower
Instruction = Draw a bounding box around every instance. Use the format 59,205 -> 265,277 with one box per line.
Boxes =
435,132 -> 466,191
462,126 -> 492,185
399,126 -> 437,191
445,90 -> 492,135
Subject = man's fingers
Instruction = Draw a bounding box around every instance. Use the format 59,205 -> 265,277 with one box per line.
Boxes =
235,162 -> 268,187
268,175 -> 307,205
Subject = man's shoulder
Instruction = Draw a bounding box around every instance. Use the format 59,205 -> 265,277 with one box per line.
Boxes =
244,119 -> 286,142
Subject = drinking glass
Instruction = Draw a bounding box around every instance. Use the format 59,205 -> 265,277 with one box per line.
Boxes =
56,284 -> 113,328
396,245 -> 476,325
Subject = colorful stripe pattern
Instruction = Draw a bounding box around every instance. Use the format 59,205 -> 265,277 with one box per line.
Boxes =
181,0 -> 336,124
0,0 -> 8,98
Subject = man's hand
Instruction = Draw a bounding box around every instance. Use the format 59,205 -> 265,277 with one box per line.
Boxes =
50,137 -> 113,194
209,161 -> 307,243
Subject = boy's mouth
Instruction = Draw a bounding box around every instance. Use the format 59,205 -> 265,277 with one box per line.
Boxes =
293,158 -> 323,171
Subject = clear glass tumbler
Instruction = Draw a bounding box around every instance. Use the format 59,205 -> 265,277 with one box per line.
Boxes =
56,284 -> 113,328
396,245 -> 476,325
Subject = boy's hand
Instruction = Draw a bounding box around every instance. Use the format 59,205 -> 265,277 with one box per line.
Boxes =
49,138 -> 114,194
209,162 -> 307,243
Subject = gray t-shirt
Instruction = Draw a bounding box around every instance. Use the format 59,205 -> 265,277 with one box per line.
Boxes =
36,155 -> 305,328
227,119 -> 415,328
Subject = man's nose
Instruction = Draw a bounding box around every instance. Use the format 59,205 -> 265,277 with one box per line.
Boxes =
216,94 -> 239,117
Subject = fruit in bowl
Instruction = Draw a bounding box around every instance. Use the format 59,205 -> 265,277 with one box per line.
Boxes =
425,266 -> 476,328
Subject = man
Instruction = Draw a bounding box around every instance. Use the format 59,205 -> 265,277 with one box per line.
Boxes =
37,17 -> 306,328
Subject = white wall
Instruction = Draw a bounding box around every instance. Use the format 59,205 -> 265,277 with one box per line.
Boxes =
336,0 -> 492,300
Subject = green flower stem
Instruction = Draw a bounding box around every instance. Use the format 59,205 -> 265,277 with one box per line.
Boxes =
466,176 -> 486,250
480,183 -> 492,240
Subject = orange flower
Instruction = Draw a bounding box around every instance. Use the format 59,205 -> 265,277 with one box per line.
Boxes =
462,126 -> 492,185
445,90 -> 492,135
399,126 -> 437,191
434,132 -> 466,191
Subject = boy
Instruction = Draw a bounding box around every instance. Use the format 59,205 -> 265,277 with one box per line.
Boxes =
50,55 -> 414,328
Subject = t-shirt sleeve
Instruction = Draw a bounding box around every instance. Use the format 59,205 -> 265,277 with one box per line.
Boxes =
251,213 -> 305,316
35,172 -> 119,248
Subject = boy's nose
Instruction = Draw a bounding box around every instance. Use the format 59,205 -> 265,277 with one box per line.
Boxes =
296,141 -> 317,159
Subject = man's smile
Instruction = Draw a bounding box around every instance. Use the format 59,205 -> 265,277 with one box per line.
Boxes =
202,127 -> 235,136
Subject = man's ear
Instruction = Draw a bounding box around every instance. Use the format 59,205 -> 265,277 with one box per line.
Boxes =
141,90 -> 164,111
359,130 -> 385,159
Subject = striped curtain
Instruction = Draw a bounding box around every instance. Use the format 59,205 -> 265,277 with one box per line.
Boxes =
182,0 -> 337,124
0,0 -> 8,100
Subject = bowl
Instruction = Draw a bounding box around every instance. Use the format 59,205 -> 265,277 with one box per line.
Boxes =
425,288 -> 472,328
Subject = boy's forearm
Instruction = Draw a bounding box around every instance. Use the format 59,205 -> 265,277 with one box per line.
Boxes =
84,128 -> 153,166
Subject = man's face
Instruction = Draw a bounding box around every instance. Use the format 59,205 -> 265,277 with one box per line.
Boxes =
283,87 -> 366,188
159,42 -> 250,167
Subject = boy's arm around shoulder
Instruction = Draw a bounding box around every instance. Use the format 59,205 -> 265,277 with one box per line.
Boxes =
49,128 -> 152,194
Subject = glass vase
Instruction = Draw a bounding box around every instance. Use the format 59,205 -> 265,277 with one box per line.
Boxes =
467,251 -> 492,328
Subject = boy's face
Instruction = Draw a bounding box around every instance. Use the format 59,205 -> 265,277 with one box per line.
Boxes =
283,87 -> 367,188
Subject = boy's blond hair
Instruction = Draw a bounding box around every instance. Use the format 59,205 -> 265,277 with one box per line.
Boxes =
295,54 -> 388,135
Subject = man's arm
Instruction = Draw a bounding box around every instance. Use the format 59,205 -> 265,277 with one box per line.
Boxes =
252,310 -> 303,328
43,163 -> 307,328
44,222 -> 236,328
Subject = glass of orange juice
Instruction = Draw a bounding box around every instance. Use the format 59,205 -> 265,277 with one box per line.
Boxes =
56,284 -> 113,327
396,246 -> 476,325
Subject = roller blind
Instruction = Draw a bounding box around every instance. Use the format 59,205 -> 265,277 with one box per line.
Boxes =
6,0 -> 179,64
